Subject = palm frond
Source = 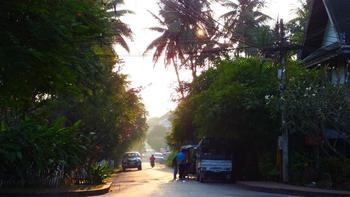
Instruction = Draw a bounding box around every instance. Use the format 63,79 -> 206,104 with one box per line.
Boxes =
111,19 -> 133,39
107,9 -> 134,18
222,2 -> 238,8
253,11 -> 271,20
165,41 -> 176,65
220,10 -> 237,19
153,39 -> 167,64
115,35 -> 130,52
105,0 -> 125,10
144,34 -> 167,55
148,27 -> 166,33
147,10 -> 166,26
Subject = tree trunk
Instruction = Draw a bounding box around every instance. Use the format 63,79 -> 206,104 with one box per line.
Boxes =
172,59 -> 185,100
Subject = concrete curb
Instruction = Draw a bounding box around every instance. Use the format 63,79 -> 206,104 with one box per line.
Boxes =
0,182 -> 112,197
236,181 -> 350,197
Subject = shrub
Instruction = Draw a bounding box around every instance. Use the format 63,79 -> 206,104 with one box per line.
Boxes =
87,163 -> 112,184
259,153 -> 279,181
320,157 -> 350,189
0,117 -> 84,187
289,152 -> 316,184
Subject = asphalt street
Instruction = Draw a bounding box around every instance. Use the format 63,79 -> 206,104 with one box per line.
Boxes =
95,162 -> 299,197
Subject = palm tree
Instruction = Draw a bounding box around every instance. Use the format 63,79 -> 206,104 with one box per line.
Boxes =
102,0 -> 133,52
145,0 -> 219,99
221,0 -> 270,56
287,0 -> 311,45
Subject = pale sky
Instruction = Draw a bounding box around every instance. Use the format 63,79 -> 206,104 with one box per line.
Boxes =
115,0 -> 300,118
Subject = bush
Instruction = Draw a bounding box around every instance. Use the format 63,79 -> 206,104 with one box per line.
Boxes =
0,117 -> 84,187
87,163 -> 112,184
289,152 -> 316,185
259,153 -> 279,181
166,151 -> 177,167
320,157 -> 350,189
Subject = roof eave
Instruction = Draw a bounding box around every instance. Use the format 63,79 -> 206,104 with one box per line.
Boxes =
302,43 -> 350,67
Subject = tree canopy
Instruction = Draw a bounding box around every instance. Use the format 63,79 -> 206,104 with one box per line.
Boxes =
0,0 -> 147,186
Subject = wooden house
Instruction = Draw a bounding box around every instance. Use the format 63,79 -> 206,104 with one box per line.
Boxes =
301,0 -> 350,85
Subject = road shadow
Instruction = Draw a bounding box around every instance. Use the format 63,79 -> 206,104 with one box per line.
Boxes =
118,169 -> 141,173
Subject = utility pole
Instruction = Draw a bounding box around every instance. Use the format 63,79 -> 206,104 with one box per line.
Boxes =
263,19 -> 300,183
279,21 -> 288,182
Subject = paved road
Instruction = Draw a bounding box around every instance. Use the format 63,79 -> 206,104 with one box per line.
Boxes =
96,162 -> 299,197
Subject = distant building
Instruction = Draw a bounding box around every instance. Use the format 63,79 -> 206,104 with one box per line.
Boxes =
159,118 -> 171,129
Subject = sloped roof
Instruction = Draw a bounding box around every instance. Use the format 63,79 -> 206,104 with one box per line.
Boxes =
301,0 -> 350,61
323,0 -> 350,43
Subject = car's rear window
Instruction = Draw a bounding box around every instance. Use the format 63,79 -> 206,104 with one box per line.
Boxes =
124,153 -> 140,158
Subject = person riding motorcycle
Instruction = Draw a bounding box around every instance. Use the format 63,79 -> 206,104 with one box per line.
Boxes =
149,154 -> 155,168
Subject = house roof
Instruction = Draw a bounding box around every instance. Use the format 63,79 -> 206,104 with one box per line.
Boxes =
303,43 -> 350,67
301,0 -> 350,64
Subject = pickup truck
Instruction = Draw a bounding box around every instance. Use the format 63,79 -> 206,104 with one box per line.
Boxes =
195,138 -> 233,182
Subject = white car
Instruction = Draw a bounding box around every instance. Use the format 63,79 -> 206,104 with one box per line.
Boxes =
153,152 -> 165,163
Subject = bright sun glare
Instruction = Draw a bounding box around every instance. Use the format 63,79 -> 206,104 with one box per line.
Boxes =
196,29 -> 205,38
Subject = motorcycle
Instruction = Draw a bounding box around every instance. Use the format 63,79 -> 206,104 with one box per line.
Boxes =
150,160 -> 155,168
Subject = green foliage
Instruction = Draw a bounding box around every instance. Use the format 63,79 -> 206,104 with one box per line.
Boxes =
190,58 -> 279,142
320,157 -> 350,189
0,0 -> 113,105
171,58 -> 281,178
170,57 -> 350,181
221,0 -> 271,57
87,163 -> 112,184
287,0 -> 311,44
165,150 -> 177,167
289,152 -> 316,184
0,117 -> 84,186
0,0 -> 147,187
259,153 -> 279,181
283,68 -> 350,137
145,0 -> 220,98
279,66 -> 350,162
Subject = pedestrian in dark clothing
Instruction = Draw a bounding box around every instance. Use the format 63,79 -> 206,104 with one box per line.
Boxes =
172,155 -> 178,180
176,150 -> 185,180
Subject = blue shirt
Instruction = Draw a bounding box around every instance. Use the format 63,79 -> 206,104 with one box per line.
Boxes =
176,151 -> 185,163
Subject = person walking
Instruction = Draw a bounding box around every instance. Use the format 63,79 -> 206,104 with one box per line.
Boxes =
176,150 -> 185,180
172,155 -> 178,180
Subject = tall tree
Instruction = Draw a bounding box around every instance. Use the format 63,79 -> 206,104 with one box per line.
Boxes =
102,0 -> 133,52
287,0 -> 311,45
221,0 -> 270,56
145,0 -> 220,99
0,0 -> 146,186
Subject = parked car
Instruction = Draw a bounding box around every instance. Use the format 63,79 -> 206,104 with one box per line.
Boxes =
122,152 -> 142,171
153,152 -> 165,164
196,138 -> 233,182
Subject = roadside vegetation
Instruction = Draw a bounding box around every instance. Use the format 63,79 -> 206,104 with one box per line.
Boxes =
1,0 -> 350,191
147,0 -> 350,190
169,57 -> 350,187
0,0 -> 147,187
